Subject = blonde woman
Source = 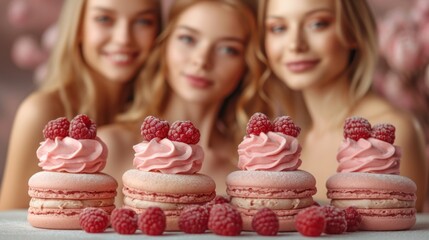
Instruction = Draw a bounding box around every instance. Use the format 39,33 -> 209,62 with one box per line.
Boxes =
0,0 -> 160,210
260,0 -> 427,211
99,0 -> 277,204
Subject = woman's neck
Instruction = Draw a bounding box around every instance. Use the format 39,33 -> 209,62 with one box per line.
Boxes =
163,94 -> 222,148
302,76 -> 353,132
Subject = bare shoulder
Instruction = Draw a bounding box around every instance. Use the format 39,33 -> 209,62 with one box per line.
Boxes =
17,90 -> 64,122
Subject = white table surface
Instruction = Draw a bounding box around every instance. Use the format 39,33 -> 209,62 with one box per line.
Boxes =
0,210 -> 428,239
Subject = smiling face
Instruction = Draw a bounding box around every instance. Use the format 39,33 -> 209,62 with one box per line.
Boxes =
81,0 -> 159,83
165,1 -> 247,104
264,0 -> 352,91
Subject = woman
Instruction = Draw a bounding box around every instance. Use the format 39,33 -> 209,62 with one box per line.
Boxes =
0,0 -> 160,210
260,0 -> 427,210
99,0 -> 277,204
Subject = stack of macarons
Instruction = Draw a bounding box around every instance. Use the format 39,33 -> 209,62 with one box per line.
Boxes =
122,116 -> 216,230
226,113 -> 317,231
326,116 -> 416,230
28,114 -> 117,229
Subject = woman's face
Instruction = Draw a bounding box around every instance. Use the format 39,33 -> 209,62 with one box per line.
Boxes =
81,0 -> 158,83
265,0 -> 351,91
166,1 -> 247,104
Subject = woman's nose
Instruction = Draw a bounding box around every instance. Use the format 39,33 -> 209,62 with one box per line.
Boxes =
112,20 -> 131,45
288,27 -> 308,52
191,45 -> 212,69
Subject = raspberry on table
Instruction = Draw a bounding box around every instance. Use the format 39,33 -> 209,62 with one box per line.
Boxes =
246,112 -> 273,136
344,207 -> 362,232
273,116 -> 301,137
208,203 -> 242,236
343,116 -> 371,141
205,195 -> 230,213
110,208 -> 138,234
371,123 -> 396,144
69,114 -> 97,139
251,208 -> 279,236
295,206 -> 325,237
42,117 -> 70,140
179,205 -> 209,234
138,207 -> 166,236
140,116 -> 170,141
321,205 -> 347,234
168,120 -> 200,144
79,207 -> 109,233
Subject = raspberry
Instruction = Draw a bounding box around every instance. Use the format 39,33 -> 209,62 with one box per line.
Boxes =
138,207 -> 166,236
371,123 -> 395,144
251,208 -> 279,236
179,205 -> 209,234
273,116 -> 301,137
246,112 -> 273,136
205,195 -> 230,213
343,116 -> 371,141
140,116 -> 170,141
79,207 -> 109,233
110,208 -> 138,234
344,207 -> 362,232
208,203 -> 242,236
69,114 -> 97,139
168,120 -> 200,144
321,205 -> 347,234
295,206 -> 325,237
42,117 -> 70,140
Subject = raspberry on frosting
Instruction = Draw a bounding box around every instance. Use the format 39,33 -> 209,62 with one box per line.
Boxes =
246,112 -> 273,136
371,123 -> 396,144
168,120 -> 200,144
140,116 -> 170,141
273,116 -> 301,137
343,116 -> 371,141
69,114 -> 97,139
43,117 -> 70,140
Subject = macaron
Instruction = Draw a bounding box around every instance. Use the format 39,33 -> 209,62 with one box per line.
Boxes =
226,170 -> 317,231
122,169 -> 216,230
326,172 -> 416,230
28,171 -> 117,229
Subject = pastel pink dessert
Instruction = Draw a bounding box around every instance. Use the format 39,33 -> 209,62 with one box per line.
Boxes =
122,116 -> 216,231
226,113 -> 316,232
28,114 -> 117,230
326,117 -> 416,230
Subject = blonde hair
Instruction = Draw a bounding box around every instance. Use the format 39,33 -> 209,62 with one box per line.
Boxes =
258,0 -> 378,123
119,0 -> 274,142
41,0 -> 160,125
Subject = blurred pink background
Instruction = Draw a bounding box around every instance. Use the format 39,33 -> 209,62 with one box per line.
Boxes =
0,0 -> 427,200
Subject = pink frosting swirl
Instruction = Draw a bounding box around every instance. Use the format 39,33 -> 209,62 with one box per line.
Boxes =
237,132 -> 302,171
36,137 -> 107,173
336,138 -> 401,174
133,138 -> 204,174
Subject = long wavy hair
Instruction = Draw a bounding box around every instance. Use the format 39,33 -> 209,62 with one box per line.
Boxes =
41,0 -> 160,125
119,0 -> 276,143
258,0 -> 378,124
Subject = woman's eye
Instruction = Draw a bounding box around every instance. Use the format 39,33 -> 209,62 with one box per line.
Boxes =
219,46 -> 241,56
136,18 -> 154,26
267,24 -> 286,34
94,15 -> 112,24
178,35 -> 195,45
308,20 -> 329,30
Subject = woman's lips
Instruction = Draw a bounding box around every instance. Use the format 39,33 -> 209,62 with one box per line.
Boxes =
285,60 -> 320,73
185,75 -> 212,88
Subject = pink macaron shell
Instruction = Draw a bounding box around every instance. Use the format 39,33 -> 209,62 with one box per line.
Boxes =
226,170 -> 316,199
326,173 -> 416,201
28,171 -> 118,199
122,169 -> 215,194
27,205 -> 115,229
357,208 -> 416,231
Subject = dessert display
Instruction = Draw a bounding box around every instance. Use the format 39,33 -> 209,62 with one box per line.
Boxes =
226,113 -> 317,231
27,114 -> 117,229
326,116 -> 417,230
122,116 -> 216,231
